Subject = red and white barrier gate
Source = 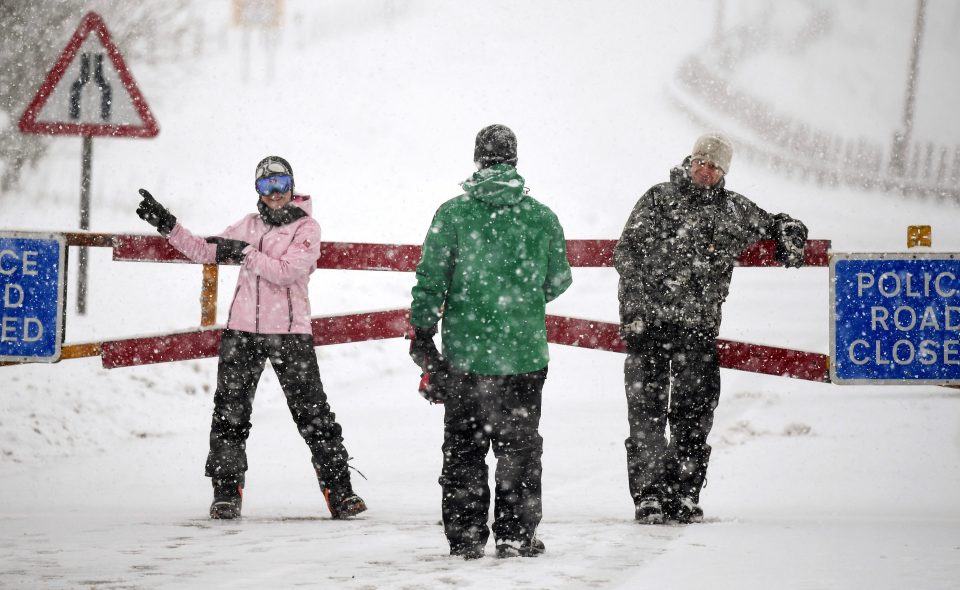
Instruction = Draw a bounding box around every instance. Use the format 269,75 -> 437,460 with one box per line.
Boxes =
5,233 -> 832,383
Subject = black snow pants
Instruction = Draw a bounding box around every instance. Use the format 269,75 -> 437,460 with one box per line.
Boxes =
624,323 -> 720,504
205,329 -> 352,492
439,367 -> 547,552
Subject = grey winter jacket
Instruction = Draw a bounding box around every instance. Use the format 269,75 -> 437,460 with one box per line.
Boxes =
614,158 -> 776,335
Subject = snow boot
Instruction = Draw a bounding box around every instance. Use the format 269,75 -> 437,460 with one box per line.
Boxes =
635,495 -> 664,524
323,486 -> 368,519
674,496 -> 704,523
495,537 -> 546,559
450,544 -> 485,560
209,477 -> 243,519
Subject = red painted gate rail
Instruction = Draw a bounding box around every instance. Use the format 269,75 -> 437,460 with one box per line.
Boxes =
5,232 -> 831,382
111,235 -> 831,269
98,310 -> 828,383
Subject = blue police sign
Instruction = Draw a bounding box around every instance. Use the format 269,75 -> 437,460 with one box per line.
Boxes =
831,252 -> 960,384
0,232 -> 67,362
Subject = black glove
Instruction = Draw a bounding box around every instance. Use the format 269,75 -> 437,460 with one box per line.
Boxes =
418,369 -> 452,404
620,319 -> 646,351
409,325 -> 447,372
772,213 -> 808,269
136,188 -> 177,236
409,325 -> 452,404
205,237 -> 250,264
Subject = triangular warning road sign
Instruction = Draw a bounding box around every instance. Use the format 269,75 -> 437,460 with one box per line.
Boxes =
19,12 -> 159,138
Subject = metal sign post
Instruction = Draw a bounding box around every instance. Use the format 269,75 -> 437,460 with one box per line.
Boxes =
233,0 -> 284,82
78,135 -> 92,314
890,0 -> 928,176
18,11 -> 159,315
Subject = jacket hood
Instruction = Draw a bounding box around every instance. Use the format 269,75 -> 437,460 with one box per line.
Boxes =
291,193 -> 313,216
461,163 -> 526,207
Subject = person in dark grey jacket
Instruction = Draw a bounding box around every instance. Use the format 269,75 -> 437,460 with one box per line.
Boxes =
614,133 -> 808,524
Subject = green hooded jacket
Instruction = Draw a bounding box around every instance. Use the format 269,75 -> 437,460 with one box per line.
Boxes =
411,164 -> 573,375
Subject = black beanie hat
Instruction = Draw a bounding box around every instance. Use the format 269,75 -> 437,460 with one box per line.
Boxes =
474,124 -> 518,169
255,155 -> 295,190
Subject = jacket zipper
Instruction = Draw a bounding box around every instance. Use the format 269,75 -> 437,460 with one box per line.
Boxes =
287,288 -> 293,332
255,227 -> 274,333
255,276 -> 261,333
226,284 -> 241,327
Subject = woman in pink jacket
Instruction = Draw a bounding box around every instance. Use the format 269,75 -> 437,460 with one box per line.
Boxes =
136,156 -> 366,521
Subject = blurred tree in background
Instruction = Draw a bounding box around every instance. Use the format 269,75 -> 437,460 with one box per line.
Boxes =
0,0 -> 195,192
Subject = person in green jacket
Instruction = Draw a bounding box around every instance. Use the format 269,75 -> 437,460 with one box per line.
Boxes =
409,124 -> 572,560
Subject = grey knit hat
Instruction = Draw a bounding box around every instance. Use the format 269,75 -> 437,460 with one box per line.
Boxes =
255,155 -> 294,182
692,133 -> 733,173
474,124 -> 518,169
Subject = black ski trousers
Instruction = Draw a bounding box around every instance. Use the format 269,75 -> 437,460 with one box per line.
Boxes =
624,323 -> 720,504
440,367 -> 547,552
205,329 -> 352,492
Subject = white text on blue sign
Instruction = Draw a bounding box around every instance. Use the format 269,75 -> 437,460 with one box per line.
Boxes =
0,234 -> 65,362
833,257 -> 960,382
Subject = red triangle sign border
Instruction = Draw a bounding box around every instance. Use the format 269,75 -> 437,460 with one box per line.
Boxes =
18,11 -> 160,138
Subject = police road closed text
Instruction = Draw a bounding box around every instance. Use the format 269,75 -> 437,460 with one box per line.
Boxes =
1,249 -> 45,342
832,254 -> 960,384
0,234 -> 66,363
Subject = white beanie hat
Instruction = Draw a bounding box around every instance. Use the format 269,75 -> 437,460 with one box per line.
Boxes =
692,133 -> 733,173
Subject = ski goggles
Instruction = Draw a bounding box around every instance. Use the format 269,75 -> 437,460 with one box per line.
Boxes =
255,174 -> 293,196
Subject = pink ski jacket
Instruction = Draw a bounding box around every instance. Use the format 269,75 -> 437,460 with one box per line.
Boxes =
167,195 -> 321,335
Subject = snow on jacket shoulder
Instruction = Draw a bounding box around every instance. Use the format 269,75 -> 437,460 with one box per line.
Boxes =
167,194 -> 321,335
614,162 -> 775,333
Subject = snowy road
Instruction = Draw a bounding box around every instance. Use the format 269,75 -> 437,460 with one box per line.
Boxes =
2,345 -> 958,589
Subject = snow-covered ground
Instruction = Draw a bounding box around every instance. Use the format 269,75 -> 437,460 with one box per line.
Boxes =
1,1 -> 959,588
